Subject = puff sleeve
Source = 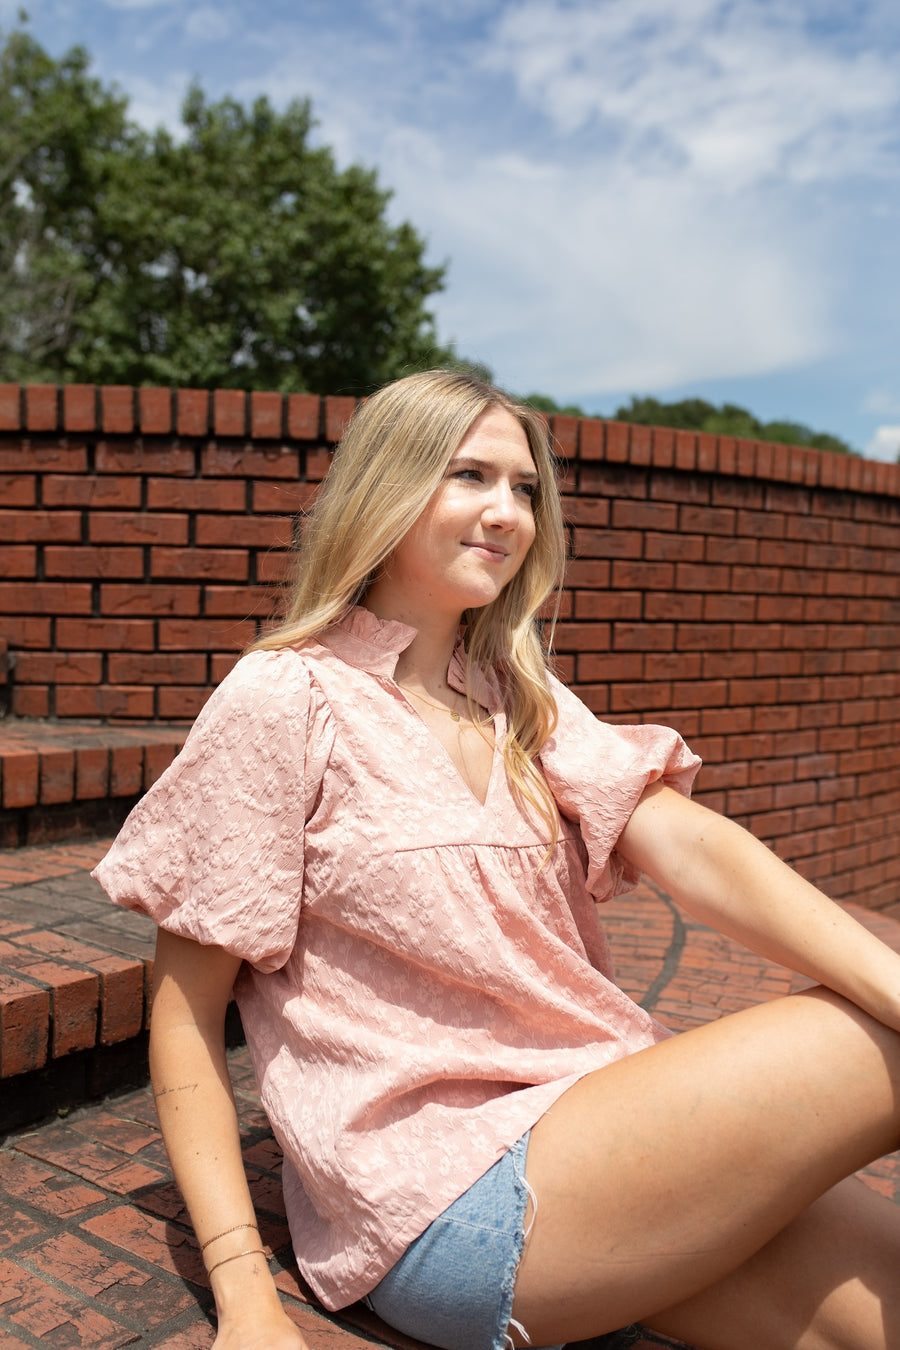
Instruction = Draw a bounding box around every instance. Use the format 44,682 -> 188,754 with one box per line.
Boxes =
539,675 -> 702,902
92,649 -> 319,972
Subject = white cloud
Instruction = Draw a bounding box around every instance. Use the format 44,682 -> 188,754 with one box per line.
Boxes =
486,0 -> 900,190
865,426 -> 900,463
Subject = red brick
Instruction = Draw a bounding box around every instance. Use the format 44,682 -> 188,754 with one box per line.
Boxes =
37,749 -> 75,805
0,509 -> 81,542
550,413 -> 578,458
2,750 -> 39,808
213,388 -> 247,437
0,976 -> 49,1075
144,740 -> 184,787
0,941 -> 98,1057
110,744 -> 145,794
604,421 -> 630,462
644,531 -> 704,562
250,389 -> 283,439
147,477 -> 245,511
59,384 -> 96,432
204,585 -> 281,618
574,589 -> 642,620
253,481 -> 317,516
573,527 -> 642,559
56,685 -> 156,720
0,474 -> 36,507
21,931 -> 144,1045
578,652 -> 643,682
0,545 -> 37,576
138,386 -> 173,434
674,429 -> 697,471
42,473 -> 141,508
108,652 -> 207,684
100,583 -> 200,616
610,681 -> 673,712
674,622 -> 730,651
89,511 -> 188,545
195,514 -> 292,548
210,652 -> 242,683
644,591 -> 704,621
0,384 -> 21,430
613,621 -> 675,651
287,392 -> 320,439
2,617 -> 50,646
96,441 -> 194,475
325,394 -> 356,442
304,447 -> 333,482
56,618 -> 155,650
0,585 -> 90,618
11,687 -> 49,717
577,417 -> 605,460
649,425 -> 675,468
24,384 -> 58,431
581,462 -> 648,499
151,546 -> 249,580
75,746 -> 110,800
610,559 -> 674,590
100,385 -> 134,433
176,387 -> 209,436
202,442 -> 300,479
157,618 -> 256,651
157,686 -> 211,720
44,545 -> 144,579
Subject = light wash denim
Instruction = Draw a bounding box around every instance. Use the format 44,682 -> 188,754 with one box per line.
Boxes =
364,1131 -> 563,1350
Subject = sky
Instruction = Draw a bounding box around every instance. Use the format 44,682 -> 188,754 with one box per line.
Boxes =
5,0 -> 900,460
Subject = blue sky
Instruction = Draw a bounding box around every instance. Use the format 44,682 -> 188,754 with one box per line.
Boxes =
6,0 -> 900,459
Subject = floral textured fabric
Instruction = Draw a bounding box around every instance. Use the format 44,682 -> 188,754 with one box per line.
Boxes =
93,606 -> 701,1309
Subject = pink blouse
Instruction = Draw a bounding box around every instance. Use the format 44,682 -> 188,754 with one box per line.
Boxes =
93,606 -> 700,1309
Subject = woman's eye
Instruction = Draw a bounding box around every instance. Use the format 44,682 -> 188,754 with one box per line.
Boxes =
515,482 -> 537,499
453,468 -> 482,482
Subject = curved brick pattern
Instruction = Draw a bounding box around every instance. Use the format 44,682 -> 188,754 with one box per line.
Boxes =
2,838 -> 900,1347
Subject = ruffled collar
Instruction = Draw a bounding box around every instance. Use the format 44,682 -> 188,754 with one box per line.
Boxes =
320,606 -> 501,714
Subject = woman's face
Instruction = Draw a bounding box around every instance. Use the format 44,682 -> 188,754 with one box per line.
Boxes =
372,406 -> 538,624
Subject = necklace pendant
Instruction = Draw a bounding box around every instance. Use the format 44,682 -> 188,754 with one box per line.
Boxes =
450,710 -> 461,722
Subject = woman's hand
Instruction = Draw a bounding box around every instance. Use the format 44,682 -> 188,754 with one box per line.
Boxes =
213,1304 -> 312,1350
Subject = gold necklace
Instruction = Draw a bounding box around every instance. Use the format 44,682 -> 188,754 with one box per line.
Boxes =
397,683 -> 465,722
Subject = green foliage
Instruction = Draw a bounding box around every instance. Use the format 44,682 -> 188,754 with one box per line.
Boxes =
613,396 -> 856,455
519,392 -> 587,417
0,25 -> 452,392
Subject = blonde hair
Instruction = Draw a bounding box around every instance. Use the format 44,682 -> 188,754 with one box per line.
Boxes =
253,369 -> 567,836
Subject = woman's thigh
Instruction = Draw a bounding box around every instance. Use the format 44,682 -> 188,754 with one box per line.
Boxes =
512,986 -> 900,1347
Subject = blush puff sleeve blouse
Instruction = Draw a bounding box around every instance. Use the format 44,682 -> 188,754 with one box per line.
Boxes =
93,606 -> 701,1310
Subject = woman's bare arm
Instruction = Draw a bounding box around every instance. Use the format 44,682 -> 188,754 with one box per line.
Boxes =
618,782 -> 900,1035
150,928 -> 310,1349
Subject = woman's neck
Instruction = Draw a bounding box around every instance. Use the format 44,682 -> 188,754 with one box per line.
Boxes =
360,595 -> 462,692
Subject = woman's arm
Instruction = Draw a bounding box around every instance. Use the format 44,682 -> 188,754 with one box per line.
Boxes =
150,928 -> 309,1350
618,782 -> 900,1035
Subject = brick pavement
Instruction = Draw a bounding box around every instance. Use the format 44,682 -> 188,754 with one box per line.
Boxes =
3,835 -> 900,1345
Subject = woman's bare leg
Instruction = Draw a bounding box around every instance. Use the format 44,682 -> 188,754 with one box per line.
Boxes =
644,1174 -> 900,1349
511,987 -> 900,1348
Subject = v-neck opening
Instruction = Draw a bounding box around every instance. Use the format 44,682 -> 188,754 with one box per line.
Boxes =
396,688 -> 499,809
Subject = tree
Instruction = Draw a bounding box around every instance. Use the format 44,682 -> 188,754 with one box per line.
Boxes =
0,25 -> 452,393
613,396 -> 856,455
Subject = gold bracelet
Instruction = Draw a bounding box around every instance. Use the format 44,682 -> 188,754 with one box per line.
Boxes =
200,1222 -> 259,1253
206,1247 -> 267,1277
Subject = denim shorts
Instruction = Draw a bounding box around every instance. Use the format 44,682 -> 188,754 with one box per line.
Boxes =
364,1130 -> 563,1350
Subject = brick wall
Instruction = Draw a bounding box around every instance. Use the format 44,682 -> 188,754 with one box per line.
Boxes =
2,383 -> 899,908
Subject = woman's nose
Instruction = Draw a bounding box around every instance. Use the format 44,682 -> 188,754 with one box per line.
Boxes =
482,480 -> 519,528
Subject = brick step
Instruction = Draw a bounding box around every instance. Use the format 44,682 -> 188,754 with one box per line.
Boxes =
0,718 -> 186,847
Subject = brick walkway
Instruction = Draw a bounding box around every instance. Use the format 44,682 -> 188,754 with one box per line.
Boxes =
2,835 -> 900,1347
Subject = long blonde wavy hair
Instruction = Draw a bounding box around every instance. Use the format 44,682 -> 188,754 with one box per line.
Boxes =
253,369 -> 567,835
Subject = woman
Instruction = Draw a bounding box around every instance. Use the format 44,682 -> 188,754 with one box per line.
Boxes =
95,370 -> 900,1350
